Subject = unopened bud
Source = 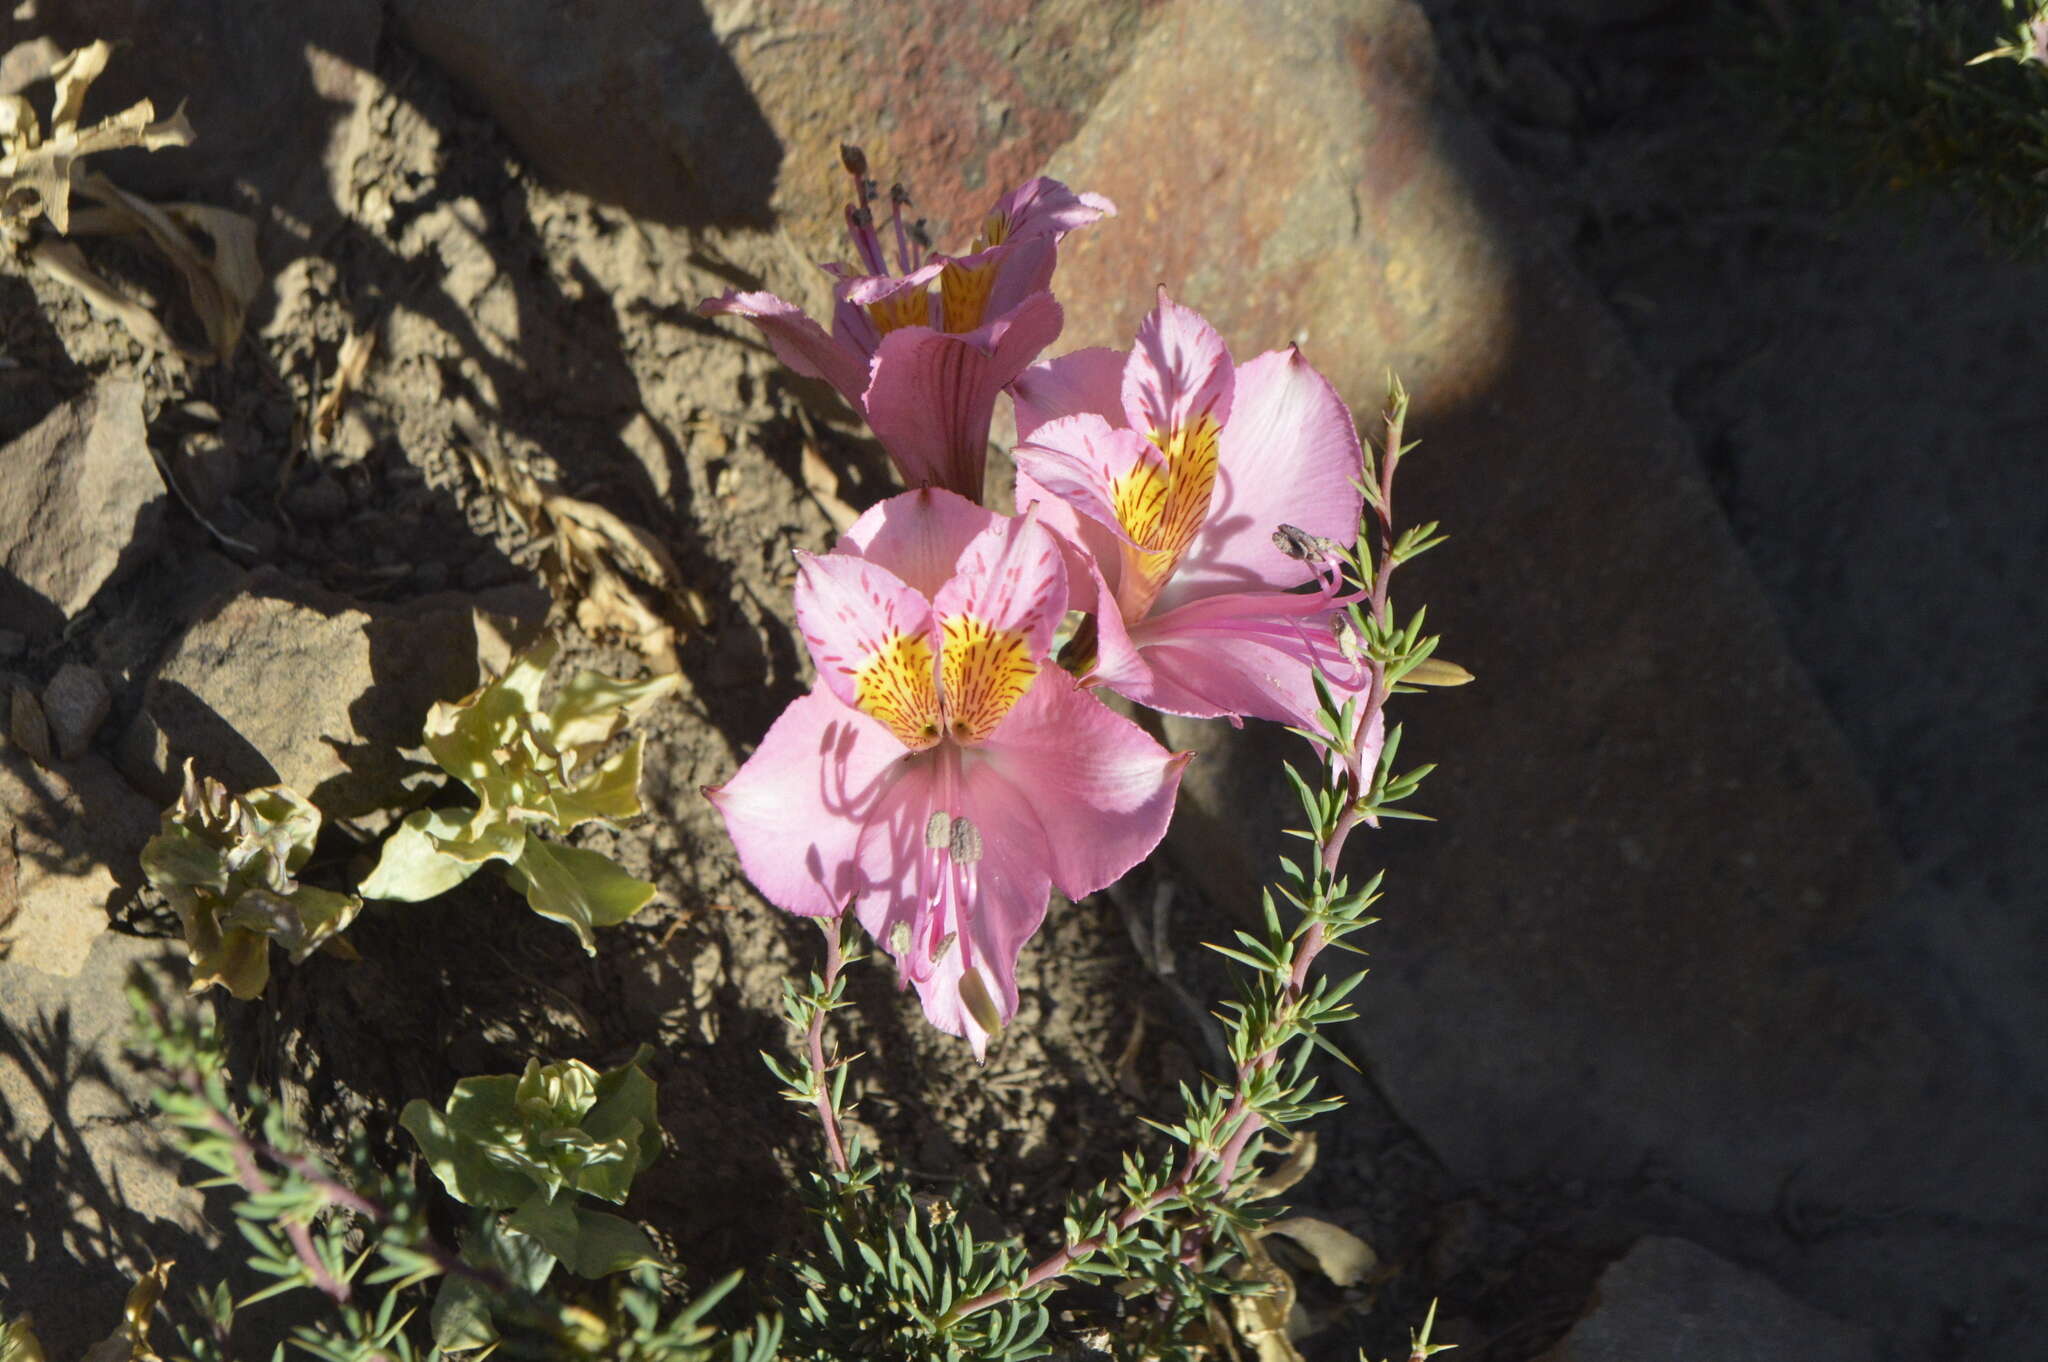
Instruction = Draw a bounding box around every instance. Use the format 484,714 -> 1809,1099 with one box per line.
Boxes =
839,143 -> 868,177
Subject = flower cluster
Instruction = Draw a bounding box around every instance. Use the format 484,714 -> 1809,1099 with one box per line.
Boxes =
703,154 -> 1376,1055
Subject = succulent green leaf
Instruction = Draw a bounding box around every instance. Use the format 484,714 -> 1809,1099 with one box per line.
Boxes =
139,821 -> 227,895
547,669 -> 679,752
549,739 -> 647,831
582,1047 -> 661,1182
358,808 -> 486,901
0,1316 -> 45,1362
400,1091 -> 540,1210
507,1191 -> 661,1279
429,1212 -> 559,1350
506,833 -> 655,955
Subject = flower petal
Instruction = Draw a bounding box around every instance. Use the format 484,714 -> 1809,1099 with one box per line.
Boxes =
1169,347 -> 1366,607
793,551 -> 941,749
1014,469 -> 1127,611
850,751 -> 1048,1060
932,510 -> 1068,743
1120,587 -> 1363,725
1121,288 -> 1233,445
931,509 -> 1069,662
706,688 -> 904,918
1013,412 -> 1160,551
985,177 -> 1117,244
864,292 -> 1064,499
837,487 -> 998,599
700,290 -> 870,412
1010,346 -> 1126,440
972,669 -> 1187,900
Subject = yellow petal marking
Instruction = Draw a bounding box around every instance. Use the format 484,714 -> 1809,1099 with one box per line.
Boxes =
866,286 -> 929,338
1110,412 -> 1223,616
939,258 -> 998,334
939,614 -> 1037,743
976,211 -> 1012,250
852,631 -> 941,751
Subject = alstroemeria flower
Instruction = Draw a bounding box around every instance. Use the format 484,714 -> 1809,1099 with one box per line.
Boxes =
1011,289 -> 1372,735
707,489 -> 1185,1056
700,151 -> 1113,501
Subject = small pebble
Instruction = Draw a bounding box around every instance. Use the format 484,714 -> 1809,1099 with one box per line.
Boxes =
285,474 -> 349,524
42,662 -> 111,761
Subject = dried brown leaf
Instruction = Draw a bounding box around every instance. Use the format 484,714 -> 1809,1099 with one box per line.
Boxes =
78,1259 -> 171,1362
1230,1232 -> 1305,1362
72,176 -> 257,360
27,237 -> 202,360
313,325 -> 378,444
46,40 -> 111,136
2,40 -> 190,241
1262,1216 -> 1378,1288
461,431 -> 701,669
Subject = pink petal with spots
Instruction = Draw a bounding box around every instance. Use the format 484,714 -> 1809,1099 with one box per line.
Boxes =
1168,347 -> 1366,608
863,292 -> 1064,500
1012,412 -> 1161,551
705,688 -> 905,918
791,551 -> 934,716
930,508 -> 1069,665
1014,469 -> 1124,612
1121,288 -> 1234,442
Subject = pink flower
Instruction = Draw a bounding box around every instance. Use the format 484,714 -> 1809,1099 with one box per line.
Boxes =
706,490 -> 1185,1056
701,152 -> 1113,501
1011,289 -> 1372,734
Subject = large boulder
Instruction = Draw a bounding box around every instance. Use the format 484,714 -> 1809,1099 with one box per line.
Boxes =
1537,1237 -> 1876,1362
128,569 -> 543,821
0,381 -> 159,638
389,0 -> 1157,237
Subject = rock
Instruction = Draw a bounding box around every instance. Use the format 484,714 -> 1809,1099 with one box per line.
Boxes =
283,472 -> 349,525
133,569 -> 545,819
0,630 -> 24,658
1537,1238 -> 1876,1362
1048,0 -> 1915,1224
0,748 -> 157,977
0,381 -> 159,637
389,0 -> 1153,240
35,0 -> 383,222
0,931 -> 226,1358
1504,49 -> 1578,130
42,663 -> 111,761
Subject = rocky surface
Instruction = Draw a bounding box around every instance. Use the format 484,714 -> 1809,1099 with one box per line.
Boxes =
1537,1237 -> 1877,1362
0,931 -> 225,1350
0,0 -> 2040,1358
129,569 -> 543,818
0,382 -> 158,637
